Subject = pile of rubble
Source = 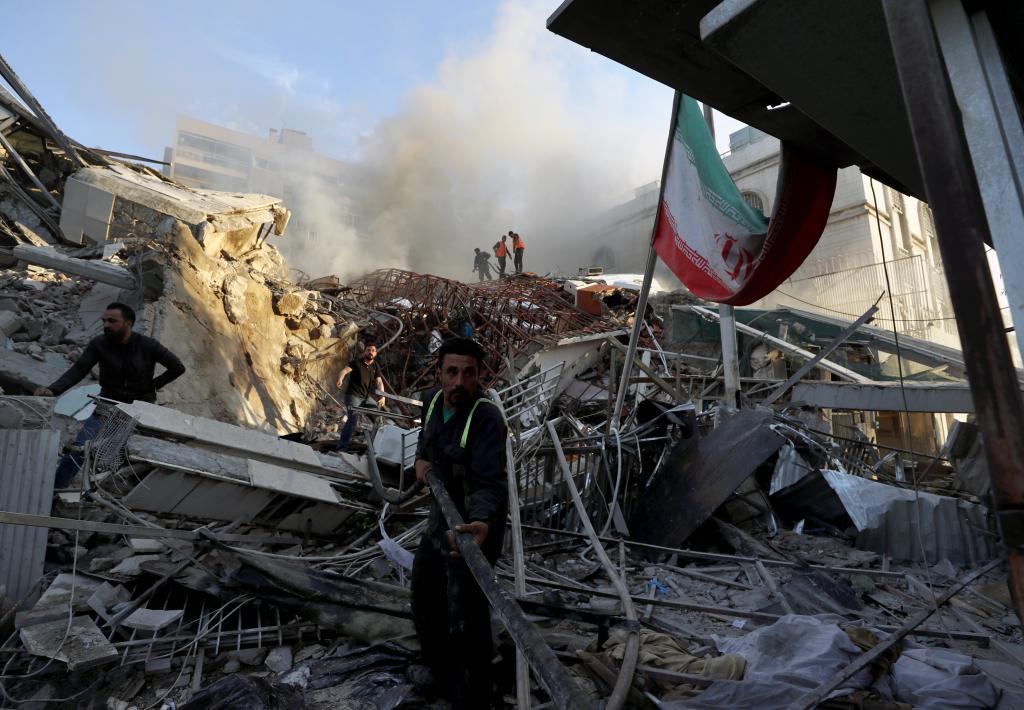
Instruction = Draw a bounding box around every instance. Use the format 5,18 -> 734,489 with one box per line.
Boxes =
1,54 -> 1022,710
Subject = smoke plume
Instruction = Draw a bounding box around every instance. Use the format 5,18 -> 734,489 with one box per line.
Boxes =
284,1 -> 672,280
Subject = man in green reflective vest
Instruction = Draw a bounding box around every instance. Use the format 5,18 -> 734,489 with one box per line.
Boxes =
412,336 -> 508,708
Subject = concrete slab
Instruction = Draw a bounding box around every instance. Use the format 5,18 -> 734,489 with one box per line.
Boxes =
0,349 -> 70,392
121,608 -> 184,632
20,616 -> 118,671
15,573 -> 104,629
53,384 -> 101,419
124,469 -> 271,522
247,460 -> 340,504
128,538 -> 166,554
107,555 -> 162,578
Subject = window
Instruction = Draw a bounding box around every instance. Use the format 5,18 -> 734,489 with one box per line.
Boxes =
741,191 -> 765,213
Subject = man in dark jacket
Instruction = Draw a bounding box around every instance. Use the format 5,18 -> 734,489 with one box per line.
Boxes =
35,302 -> 185,486
472,248 -> 493,282
412,337 -> 507,708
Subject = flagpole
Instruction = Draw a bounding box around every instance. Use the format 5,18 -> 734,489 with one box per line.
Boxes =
701,104 -> 742,408
611,91 -> 681,431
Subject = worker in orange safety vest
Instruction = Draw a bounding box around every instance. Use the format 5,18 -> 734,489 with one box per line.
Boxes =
492,234 -> 509,278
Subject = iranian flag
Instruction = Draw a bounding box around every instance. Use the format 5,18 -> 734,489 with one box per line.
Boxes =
653,94 -> 836,305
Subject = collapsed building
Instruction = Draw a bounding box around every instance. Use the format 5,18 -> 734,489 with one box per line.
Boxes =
2,2 -> 1024,707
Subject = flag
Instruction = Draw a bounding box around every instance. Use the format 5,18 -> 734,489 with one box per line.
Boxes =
652,94 -> 836,305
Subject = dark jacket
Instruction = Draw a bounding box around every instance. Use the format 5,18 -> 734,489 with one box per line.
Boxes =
416,387 -> 508,559
49,333 -> 186,403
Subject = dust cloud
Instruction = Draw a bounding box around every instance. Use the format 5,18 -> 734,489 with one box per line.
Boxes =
283,1 -> 671,281
56,0 -> 672,281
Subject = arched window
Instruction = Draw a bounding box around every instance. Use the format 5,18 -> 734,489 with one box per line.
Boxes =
741,191 -> 765,213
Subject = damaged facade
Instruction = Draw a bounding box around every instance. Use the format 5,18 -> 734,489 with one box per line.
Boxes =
3,5 -> 1024,707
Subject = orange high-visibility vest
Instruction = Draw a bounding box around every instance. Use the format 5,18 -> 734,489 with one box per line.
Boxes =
514,236 -> 525,250
495,241 -> 508,257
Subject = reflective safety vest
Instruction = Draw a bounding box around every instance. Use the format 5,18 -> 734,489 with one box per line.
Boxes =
514,236 -> 525,250
424,390 -> 498,448
495,241 -> 508,257
423,390 -> 502,513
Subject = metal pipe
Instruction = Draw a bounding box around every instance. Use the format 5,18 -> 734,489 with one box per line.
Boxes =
881,0 -> 1024,629
611,91 -> 682,431
488,389 -> 532,710
425,470 -> 589,709
546,421 -> 639,710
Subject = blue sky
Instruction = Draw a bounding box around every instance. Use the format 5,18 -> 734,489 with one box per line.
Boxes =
3,1 -> 739,166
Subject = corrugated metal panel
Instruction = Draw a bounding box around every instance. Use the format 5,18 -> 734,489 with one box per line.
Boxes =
0,430 -> 59,601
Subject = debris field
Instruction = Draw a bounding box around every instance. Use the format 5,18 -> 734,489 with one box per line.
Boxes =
0,54 -> 1021,710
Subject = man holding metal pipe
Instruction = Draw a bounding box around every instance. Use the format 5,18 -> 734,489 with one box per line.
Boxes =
412,336 -> 507,708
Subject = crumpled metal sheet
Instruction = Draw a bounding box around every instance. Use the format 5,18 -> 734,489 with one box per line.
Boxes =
771,463 -> 995,565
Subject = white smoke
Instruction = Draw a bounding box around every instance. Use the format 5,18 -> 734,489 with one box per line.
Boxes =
282,0 -> 673,280
38,0 -> 673,281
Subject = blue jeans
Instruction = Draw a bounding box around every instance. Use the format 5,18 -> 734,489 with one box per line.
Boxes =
54,413 -> 105,488
337,394 -> 376,452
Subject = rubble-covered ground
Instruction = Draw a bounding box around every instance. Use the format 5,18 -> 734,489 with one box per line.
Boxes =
1,55 -> 1023,710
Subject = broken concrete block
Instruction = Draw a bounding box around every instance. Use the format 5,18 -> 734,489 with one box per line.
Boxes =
274,291 -> 309,317
108,554 -> 162,578
223,659 -> 241,674
0,348 -> 67,393
145,657 -> 173,674
15,573 -> 105,628
265,646 -> 293,673
0,298 -> 19,312
20,616 -> 118,671
128,538 -> 166,554
122,608 -> 184,632
232,647 -> 269,666
222,274 -> 249,325
0,311 -> 22,335
39,319 -> 68,346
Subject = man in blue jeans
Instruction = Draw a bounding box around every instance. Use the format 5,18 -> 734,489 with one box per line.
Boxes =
35,302 -> 185,487
335,343 -> 385,452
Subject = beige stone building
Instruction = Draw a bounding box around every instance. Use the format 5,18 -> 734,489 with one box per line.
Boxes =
723,127 -> 956,348
164,117 -> 360,268
587,125 -> 957,348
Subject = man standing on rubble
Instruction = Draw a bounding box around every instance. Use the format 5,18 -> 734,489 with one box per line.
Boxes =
34,302 -> 186,487
511,231 -> 525,274
412,337 -> 507,708
335,342 -> 385,452
472,248 -> 493,282
493,234 -> 509,278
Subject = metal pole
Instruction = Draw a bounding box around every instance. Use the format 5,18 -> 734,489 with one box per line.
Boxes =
882,0 -> 1024,628
611,92 -> 682,429
424,471 -> 589,710
930,0 -> 1024,359
718,303 -> 741,407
